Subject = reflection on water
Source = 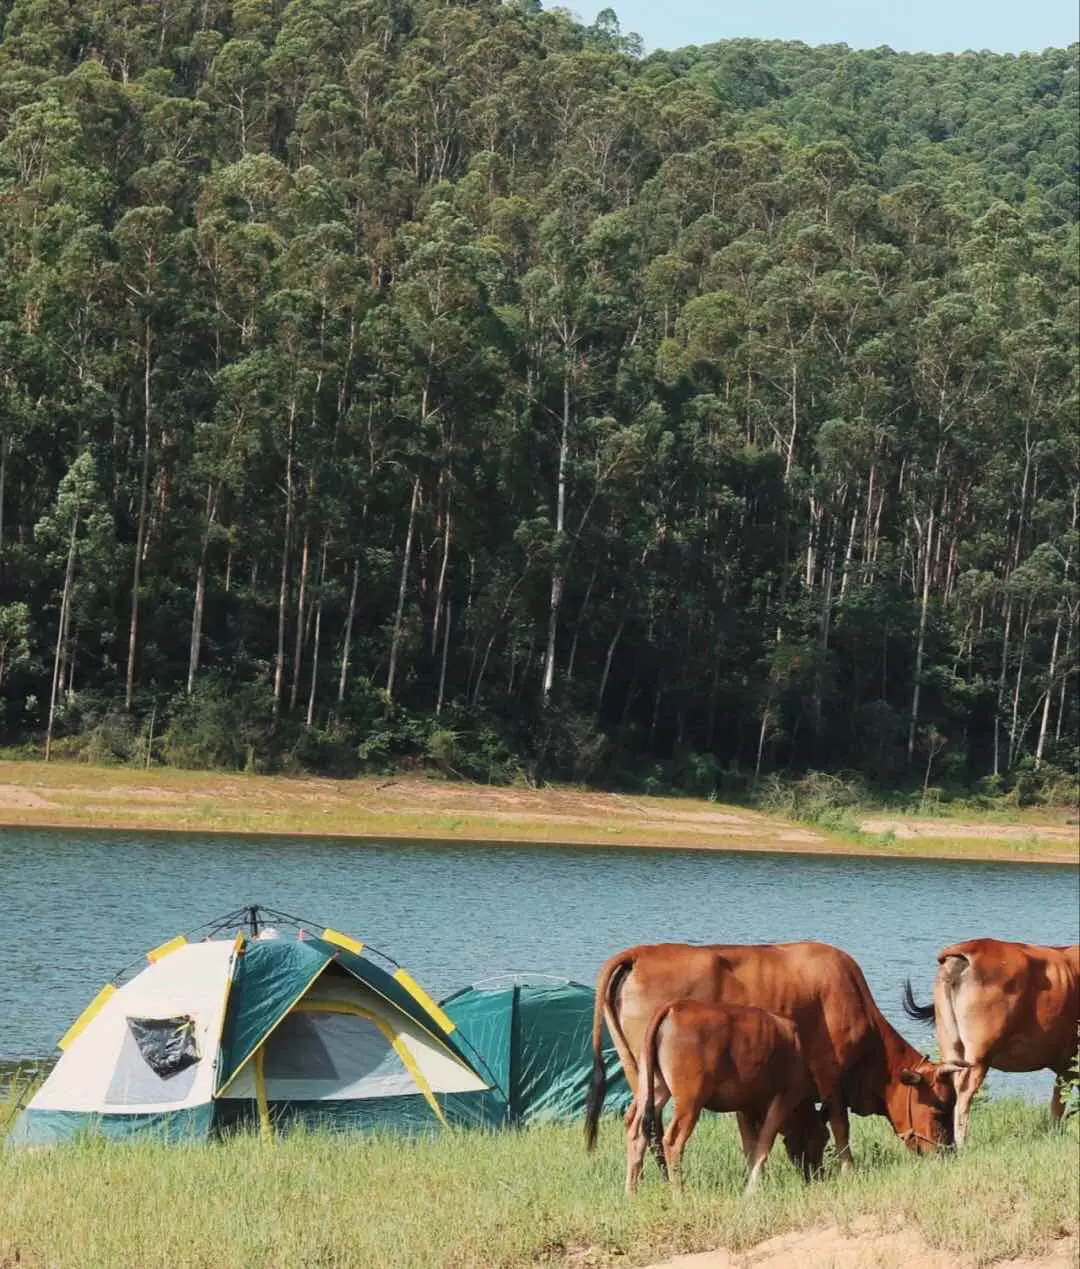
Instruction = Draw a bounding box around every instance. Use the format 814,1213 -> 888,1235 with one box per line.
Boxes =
1,827 -> 1076,1101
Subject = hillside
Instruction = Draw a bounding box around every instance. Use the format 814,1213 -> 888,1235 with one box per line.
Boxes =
0,3 -> 1076,792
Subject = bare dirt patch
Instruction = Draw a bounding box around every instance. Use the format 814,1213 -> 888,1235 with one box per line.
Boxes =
860,817 -> 1077,844
0,762 -> 1075,864
640,1223 -> 1079,1269
0,786 -> 56,809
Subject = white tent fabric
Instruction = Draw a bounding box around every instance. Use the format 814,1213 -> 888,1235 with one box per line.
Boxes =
28,940 -> 237,1116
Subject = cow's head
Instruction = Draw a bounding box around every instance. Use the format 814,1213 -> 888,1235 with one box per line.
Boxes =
782,1097 -> 829,1180
895,1058 -> 966,1153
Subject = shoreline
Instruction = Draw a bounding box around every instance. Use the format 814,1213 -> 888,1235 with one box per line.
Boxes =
1,761 -> 1076,866
3,815 -> 1078,867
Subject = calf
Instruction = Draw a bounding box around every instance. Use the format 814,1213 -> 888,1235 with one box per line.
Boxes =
624,999 -> 827,1195
590,941 -> 961,1171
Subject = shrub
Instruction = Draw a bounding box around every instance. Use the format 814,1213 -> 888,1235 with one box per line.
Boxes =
160,677 -> 277,771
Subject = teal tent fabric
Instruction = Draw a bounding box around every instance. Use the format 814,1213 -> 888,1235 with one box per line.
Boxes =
216,939 -> 332,1091
7,1104 -> 214,1146
441,981 -> 631,1127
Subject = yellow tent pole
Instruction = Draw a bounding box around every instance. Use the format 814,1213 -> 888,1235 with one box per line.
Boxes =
254,1046 -> 273,1142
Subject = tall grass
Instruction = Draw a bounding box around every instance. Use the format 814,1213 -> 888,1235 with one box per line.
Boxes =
2,1102 -> 1075,1268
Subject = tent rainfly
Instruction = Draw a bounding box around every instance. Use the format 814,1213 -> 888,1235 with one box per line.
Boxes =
9,922 -> 493,1146
440,979 -> 631,1127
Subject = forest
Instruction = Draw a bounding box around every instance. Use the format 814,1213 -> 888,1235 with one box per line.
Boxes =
0,0 -> 1076,796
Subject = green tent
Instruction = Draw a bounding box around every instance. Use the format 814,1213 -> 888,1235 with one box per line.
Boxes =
10,913 -> 629,1146
440,978 -> 631,1127
10,921 -> 493,1146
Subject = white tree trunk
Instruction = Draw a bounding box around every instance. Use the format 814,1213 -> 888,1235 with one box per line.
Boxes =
386,476 -> 420,701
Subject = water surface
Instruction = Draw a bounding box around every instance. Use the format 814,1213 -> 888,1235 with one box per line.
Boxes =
2,828 -> 1076,1100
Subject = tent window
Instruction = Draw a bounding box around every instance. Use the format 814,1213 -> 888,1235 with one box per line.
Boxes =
264,1011 -> 338,1079
127,1016 -> 200,1079
260,1011 -> 416,1101
105,1025 -> 200,1105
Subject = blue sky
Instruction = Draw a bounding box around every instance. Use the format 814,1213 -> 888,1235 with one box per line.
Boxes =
590,0 -> 1080,55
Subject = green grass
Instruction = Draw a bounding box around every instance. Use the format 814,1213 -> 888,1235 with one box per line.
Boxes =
1,1102 -> 1075,1268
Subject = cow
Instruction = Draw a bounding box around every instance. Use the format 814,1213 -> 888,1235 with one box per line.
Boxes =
586,941 -> 964,1167
903,938 -> 1079,1146
624,998 -> 828,1196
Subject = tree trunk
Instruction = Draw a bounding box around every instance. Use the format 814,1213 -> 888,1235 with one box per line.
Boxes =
907,505 -> 935,761
542,364 -> 571,703
436,600 -> 451,716
566,566 -> 596,683
1055,605 -> 1075,743
46,510 -> 79,762
305,537 -> 328,728
432,500 -> 452,656
289,527 -> 311,711
386,476 -> 420,702
597,617 -> 624,712
784,361 -> 798,482
125,315 -> 153,711
338,557 -> 360,705
273,399 -> 297,719
0,432 -> 8,551
1008,602 -> 1032,767
187,481 -> 217,694
1034,610 -> 1062,769
993,597 -> 1012,778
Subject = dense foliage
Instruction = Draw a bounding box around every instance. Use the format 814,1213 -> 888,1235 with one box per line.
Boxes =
0,0 -> 1076,793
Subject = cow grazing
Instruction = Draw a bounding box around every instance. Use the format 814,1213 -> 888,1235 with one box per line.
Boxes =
903,938 -> 1079,1145
624,999 -> 827,1196
586,941 -> 963,1167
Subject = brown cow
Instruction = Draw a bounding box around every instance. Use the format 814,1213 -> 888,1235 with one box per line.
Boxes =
586,941 -> 963,1167
624,999 -> 828,1195
903,939 -> 1079,1145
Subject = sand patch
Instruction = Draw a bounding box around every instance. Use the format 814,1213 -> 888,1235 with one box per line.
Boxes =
860,818 -> 1077,844
0,787 -> 56,809
639,1222 -> 1078,1269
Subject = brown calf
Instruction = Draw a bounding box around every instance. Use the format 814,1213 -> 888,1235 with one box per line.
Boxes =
904,939 -> 1079,1145
587,941 -> 962,1169
625,999 -> 827,1195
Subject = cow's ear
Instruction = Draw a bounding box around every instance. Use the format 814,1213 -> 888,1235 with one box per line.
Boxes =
899,1069 -> 924,1087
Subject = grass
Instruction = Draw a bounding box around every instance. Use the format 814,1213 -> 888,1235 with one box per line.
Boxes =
1,1102 -> 1076,1268
0,759 -> 1075,864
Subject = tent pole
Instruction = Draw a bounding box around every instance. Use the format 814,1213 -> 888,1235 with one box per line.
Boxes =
254,1047 -> 273,1141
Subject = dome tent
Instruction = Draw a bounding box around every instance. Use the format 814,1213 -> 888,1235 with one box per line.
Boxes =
9,907 -> 493,1146
440,977 -> 631,1127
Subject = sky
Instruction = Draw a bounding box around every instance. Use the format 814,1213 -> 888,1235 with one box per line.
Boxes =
591,0 -> 1080,55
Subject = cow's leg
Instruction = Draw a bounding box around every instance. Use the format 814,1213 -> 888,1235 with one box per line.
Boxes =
662,1102 -> 701,1189
1049,1071 -> 1068,1129
736,1111 -> 761,1165
744,1096 -> 787,1194
624,1107 -> 649,1196
824,1100 -> 854,1171
952,1061 -> 988,1147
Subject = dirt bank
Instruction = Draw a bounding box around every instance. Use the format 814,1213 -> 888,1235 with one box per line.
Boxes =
641,1222 -> 1079,1269
0,761 -> 1075,865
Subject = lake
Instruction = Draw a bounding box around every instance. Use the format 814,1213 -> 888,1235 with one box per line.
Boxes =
2,828 -> 1077,1101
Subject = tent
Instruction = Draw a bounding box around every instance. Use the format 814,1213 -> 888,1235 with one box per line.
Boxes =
9,916 -> 492,1146
440,978 -> 631,1127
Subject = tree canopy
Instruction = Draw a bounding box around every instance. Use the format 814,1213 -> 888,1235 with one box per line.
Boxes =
0,0 -> 1076,795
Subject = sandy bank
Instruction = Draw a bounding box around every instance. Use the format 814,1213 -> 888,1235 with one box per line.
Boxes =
0,761 -> 1075,865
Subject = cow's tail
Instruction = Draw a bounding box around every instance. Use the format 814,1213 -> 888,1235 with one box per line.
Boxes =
585,951 -> 634,1152
902,979 -> 936,1025
638,1004 -> 669,1179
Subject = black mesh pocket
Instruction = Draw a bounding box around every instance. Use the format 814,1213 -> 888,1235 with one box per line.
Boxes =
127,1015 -> 200,1078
